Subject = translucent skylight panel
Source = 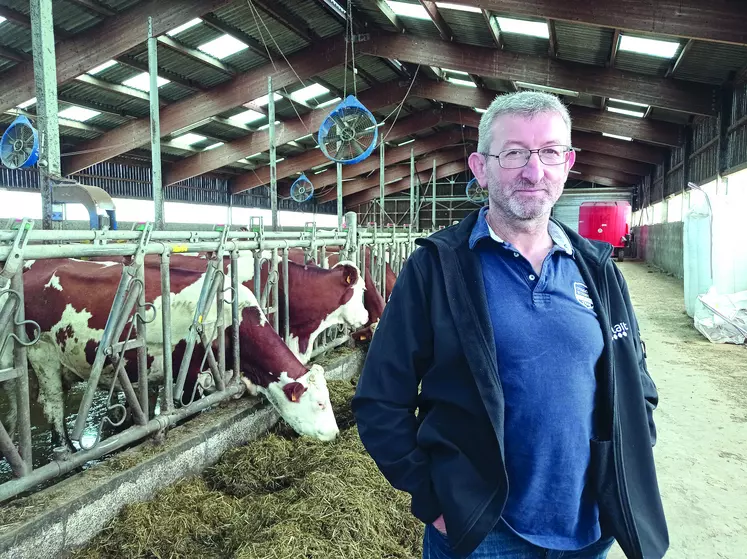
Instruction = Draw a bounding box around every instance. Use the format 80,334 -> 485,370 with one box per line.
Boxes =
515,81 -> 579,97
167,18 -> 202,37
448,77 -> 476,88
205,142 -> 224,150
290,83 -> 330,103
58,106 -> 101,122
618,35 -> 680,58
386,1 -> 430,19
252,93 -> 283,106
122,72 -> 170,92
495,17 -> 549,38
316,97 -> 341,108
229,110 -> 264,124
198,35 -> 248,60
609,98 -> 649,108
603,133 -> 633,141
88,60 -> 117,75
435,2 -> 481,13
397,139 -> 415,146
172,133 -> 207,146
607,106 -> 645,118
17,98 -> 36,109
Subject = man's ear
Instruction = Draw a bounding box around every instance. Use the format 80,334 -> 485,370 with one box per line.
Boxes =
468,152 -> 488,188
567,148 -> 577,170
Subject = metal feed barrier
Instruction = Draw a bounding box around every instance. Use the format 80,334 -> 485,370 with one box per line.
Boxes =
0,212 -> 420,502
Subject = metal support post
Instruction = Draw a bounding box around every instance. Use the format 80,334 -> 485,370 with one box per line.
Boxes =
336,163 -> 343,229
230,251 -> 241,382
431,159 -> 437,230
160,252 -> 174,414
380,141 -> 385,227
30,0 -> 61,230
269,76 -> 278,231
409,147 -> 415,226
136,262 -> 148,419
11,268 -> 32,473
148,17 -> 164,230
345,211 -> 358,266
282,249 -> 290,344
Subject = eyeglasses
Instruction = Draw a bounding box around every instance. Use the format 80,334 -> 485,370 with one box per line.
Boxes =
483,146 -> 573,169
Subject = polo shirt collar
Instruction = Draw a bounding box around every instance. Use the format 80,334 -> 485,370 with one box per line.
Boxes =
468,206 -> 574,256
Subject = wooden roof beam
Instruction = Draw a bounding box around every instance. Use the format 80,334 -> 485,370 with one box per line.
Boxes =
358,32 -> 717,115
572,163 -> 639,185
667,39 -> 695,77
547,19 -> 558,58
63,35 -> 346,174
0,0 -> 235,113
482,9 -> 504,49
427,1 -> 747,46
607,29 -> 620,68
439,106 -> 667,164
374,0 -> 406,33
345,161 -> 468,207
314,128 -> 476,195
232,109 -> 446,193
426,81 -> 685,146
419,1 -> 453,41
321,147 -> 466,203
65,0 -> 116,18
165,79 -> 410,186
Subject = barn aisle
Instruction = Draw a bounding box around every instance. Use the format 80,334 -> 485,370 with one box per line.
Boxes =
607,262 -> 747,559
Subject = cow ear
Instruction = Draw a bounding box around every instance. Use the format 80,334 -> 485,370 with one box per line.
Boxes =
342,264 -> 358,286
282,381 -> 308,402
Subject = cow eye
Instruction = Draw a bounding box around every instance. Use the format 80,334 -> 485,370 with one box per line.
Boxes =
317,401 -> 327,410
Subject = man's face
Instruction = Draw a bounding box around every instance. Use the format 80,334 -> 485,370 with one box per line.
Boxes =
469,112 -> 575,221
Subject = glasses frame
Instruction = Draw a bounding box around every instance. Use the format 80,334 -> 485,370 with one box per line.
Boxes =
482,145 -> 574,169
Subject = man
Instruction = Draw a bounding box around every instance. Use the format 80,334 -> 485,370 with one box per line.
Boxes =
352,91 -> 668,559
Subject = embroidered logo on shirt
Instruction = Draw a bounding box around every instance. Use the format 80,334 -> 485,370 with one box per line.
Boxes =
611,322 -> 629,340
573,282 -> 594,309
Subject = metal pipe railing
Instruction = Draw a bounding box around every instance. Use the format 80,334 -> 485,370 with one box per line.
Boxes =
0,216 -> 423,502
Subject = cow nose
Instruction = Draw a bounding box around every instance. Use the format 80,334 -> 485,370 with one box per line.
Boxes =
318,426 -> 339,441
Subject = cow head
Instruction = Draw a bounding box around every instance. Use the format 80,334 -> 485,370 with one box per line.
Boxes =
259,364 -> 339,441
332,261 -> 369,329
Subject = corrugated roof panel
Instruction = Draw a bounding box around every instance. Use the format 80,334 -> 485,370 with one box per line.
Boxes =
571,93 -> 600,109
355,56 -> 399,83
58,81 -> 149,112
554,21 -> 611,67
401,17 -> 440,39
158,82 -> 194,102
196,121 -> 252,142
440,9 -> 494,48
0,21 -> 33,53
55,0 -> 104,34
315,65 -> 359,94
0,59 -> 17,75
502,34 -> 549,57
648,107 -> 692,125
615,51 -> 672,76
351,0 -> 401,33
281,0 -> 344,38
221,50 -> 270,74
481,77 -> 515,94
214,2 -> 311,56
140,47 -> 232,89
673,41 -> 747,85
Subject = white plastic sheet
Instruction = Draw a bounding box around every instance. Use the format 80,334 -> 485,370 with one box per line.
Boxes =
694,287 -> 747,345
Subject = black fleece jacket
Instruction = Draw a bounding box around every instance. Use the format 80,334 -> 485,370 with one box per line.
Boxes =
352,210 -> 668,558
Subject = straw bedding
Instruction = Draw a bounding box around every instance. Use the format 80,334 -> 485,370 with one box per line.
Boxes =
71,377 -> 424,559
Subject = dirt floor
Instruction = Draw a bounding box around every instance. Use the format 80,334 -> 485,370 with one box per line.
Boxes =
606,262 -> 747,559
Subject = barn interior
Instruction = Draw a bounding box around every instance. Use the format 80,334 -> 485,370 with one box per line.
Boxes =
0,1 -> 746,558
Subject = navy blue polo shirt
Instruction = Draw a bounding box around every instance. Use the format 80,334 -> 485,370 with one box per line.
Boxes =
469,207 -> 604,550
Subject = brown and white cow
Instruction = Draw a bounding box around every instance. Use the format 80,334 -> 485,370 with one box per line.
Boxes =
11,255 -> 339,448
227,250 -> 369,363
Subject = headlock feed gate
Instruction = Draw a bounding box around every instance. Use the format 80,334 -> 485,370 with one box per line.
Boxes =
0,212 -> 420,502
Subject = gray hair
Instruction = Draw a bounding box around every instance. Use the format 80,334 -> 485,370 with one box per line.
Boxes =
477,91 -> 572,154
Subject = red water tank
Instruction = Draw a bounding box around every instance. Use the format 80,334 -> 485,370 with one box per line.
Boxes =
577,201 -> 631,248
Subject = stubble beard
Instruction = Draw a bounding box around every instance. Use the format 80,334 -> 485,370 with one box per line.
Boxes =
486,167 -> 563,222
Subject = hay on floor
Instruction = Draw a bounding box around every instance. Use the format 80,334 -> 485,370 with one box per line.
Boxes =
72,378 -> 424,559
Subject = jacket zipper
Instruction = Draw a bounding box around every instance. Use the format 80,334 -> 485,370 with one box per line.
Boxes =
597,265 -> 641,559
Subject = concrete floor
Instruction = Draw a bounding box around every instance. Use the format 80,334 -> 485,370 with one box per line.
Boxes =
607,262 -> 747,559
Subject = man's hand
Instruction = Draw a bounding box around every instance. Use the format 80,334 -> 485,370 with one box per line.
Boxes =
433,514 -> 447,535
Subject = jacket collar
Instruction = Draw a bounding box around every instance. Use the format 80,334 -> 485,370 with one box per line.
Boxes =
468,206 -> 574,255
417,208 -> 614,267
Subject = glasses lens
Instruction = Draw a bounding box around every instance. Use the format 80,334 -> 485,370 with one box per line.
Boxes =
499,149 -> 530,169
539,147 -> 569,165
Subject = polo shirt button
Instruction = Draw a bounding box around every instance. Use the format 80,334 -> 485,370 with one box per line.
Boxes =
513,252 -> 519,257
529,274 -> 536,281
